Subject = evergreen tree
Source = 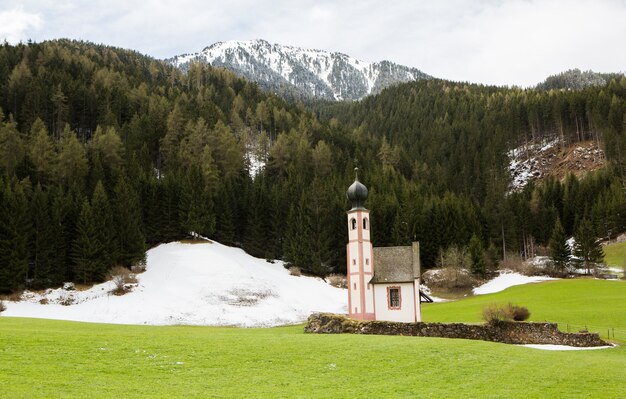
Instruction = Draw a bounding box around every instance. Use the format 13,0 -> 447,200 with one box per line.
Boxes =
283,194 -> 315,273
91,181 -> 116,270
179,166 -> 216,237
548,217 -> 570,274
112,177 -> 146,266
72,200 -> 106,284
0,182 -> 31,292
27,118 -> 55,183
468,234 -> 486,277
29,185 -> 55,287
573,218 -> 605,275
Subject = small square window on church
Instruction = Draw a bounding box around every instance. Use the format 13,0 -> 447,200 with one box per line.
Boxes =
353,282 -> 357,290
352,259 -> 356,265
388,287 -> 401,309
365,258 -> 369,265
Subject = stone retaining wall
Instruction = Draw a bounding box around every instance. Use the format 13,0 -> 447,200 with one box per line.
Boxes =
304,313 -> 608,347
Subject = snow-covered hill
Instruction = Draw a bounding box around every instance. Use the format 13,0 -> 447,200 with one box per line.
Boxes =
168,39 -> 431,101
2,241 -> 346,327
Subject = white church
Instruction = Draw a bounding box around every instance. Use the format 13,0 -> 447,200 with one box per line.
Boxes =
345,170 -> 427,323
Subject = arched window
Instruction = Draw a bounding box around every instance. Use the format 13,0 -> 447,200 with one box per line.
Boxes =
350,218 -> 357,230
363,217 -> 369,230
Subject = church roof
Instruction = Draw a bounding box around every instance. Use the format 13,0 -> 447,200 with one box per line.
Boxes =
369,243 -> 420,284
346,168 -> 368,211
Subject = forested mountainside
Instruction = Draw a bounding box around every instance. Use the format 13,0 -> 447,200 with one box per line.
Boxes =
0,40 -> 625,294
536,69 -> 625,91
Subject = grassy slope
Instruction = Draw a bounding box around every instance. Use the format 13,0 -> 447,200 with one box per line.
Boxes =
604,241 -> 626,269
1,280 -> 625,398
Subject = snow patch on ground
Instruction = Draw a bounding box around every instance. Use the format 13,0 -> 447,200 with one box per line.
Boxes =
418,284 -> 448,302
521,344 -> 616,351
472,271 -> 557,295
2,241 -> 346,327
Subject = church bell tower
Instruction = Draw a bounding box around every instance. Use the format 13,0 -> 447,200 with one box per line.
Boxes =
346,168 -> 375,320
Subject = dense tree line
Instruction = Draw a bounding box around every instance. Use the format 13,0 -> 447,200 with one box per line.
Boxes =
0,40 -> 624,293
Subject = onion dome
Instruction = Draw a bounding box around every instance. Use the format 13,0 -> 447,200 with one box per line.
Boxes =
346,168 -> 368,210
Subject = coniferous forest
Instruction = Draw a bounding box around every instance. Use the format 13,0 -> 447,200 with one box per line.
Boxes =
0,39 -> 625,293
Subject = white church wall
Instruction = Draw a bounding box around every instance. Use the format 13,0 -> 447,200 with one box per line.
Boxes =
373,282 -> 417,322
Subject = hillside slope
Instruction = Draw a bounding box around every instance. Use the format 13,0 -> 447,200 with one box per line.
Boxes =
168,39 -> 431,101
2,241 -> 346,326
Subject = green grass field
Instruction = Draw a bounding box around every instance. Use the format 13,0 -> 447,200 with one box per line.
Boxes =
604,241 -> 626,270
1,280 -> 625,398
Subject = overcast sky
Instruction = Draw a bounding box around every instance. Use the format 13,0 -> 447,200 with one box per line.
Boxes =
1,0 -> 625,87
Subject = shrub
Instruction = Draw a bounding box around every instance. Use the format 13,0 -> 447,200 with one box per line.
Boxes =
427,246 -> 481,289
483,303 -> 531,323
327,274 -> 347,288
3,291 -> 23,302
39,298 -> 49,305
59,295 -> 75,306
288,266 -> 302,277
511,305 -> 531,321
108,266 -> 137,295
0,300 -> 6,313
131,257 -> 147,273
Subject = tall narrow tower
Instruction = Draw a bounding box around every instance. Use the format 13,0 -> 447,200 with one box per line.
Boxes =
346,169 -> 375,320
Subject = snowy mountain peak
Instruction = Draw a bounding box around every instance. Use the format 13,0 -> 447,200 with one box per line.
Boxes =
168,39 -> 431,101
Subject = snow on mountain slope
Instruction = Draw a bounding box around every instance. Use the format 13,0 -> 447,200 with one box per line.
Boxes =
508,139 -> 605,192
168,39 -> 431,101
2,241 -> 347,327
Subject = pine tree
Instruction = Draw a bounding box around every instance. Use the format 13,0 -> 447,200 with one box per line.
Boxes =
29,185 -> 56,287
72,200 -> 106,284
573,218 -> 605,275
0,182 -> 31,293
468,234 -> 486,277
91,181 -> 116,274
178,166 -> 216,238
283,194 -> 315,273
548,217 -> 570,274
112,177 -> 146,266
27,118 -> 55,183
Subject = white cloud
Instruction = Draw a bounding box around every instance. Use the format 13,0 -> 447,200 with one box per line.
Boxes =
2,0 -> 625,86
0,7 -> 43,43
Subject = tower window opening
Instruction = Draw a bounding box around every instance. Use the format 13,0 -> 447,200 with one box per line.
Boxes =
353,282 -> 357,290
363,217 -> 368,230
351,218 -> 357,230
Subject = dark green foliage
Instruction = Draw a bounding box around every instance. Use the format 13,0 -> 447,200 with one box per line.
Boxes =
112,177 -> 145,266
548,218 -> 570,273
0,181 -> 31,293
178,166 -> 216,238
573,218 -> 605,274
29,185 -> 56,288
468,234 -> 486,277
72,200 -> 107,284
91,181 -> 116,267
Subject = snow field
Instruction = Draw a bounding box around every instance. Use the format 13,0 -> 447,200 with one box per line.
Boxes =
472,271 -> 557,295
3,241 -> 347,327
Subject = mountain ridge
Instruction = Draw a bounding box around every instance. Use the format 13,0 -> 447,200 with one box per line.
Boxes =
167,39 -> 431,101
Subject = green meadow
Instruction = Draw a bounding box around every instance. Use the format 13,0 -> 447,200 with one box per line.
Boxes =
604,241 -> 626,271
1,280 -> 625,398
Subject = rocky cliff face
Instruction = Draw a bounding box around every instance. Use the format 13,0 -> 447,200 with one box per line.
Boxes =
167,39 -> 431,101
